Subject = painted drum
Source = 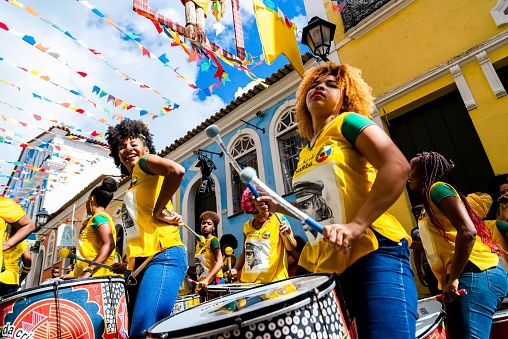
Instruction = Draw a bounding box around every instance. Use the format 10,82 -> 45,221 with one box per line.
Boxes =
172,294 -> 200,315
0,277 -> 128,339
416,296 -> 446,339
147,274 -> 351,339
205,283 -> 260,301
490,297 -> 508,339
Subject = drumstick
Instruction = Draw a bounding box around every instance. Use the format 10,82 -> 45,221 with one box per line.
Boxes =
206,124 -> 296,246
163,207 -> 205,243
58,248 -> 114,270
435,289 -> 466,301
225,246 -> 233,275
185,277 -> 198,285
240,167 -> 324,234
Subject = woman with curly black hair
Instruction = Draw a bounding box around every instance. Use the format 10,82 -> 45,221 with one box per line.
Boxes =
106,120 -> 186,339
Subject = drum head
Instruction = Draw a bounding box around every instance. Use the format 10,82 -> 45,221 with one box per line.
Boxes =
149,275 -> 333,338
206,283 -> 260,292
416,297 -> 444,339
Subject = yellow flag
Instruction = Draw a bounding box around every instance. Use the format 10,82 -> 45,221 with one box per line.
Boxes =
252,0 -> 304,77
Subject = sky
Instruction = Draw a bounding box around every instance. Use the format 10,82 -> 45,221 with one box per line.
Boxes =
0,0 -> 309,189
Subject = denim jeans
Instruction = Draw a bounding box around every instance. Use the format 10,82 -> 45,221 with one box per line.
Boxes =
128,246 -> 188,339
445,263 -> 507,339
339,235 -> 417,339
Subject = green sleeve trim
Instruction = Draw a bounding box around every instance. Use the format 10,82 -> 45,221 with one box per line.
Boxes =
496,220 -> 508,235
341,113 -> 375,146
138,155 -> 155,175
91,214 -> 110,228
210,238 -> 220,251
430,182 -> 457,206
279,214 -> 291,227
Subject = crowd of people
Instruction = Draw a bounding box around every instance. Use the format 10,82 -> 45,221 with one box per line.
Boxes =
1,61 -> 508,339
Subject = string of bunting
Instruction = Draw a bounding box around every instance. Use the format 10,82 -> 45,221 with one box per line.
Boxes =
331,0 -> 345,14
0,20 -> 164,119
5,0 -> 177,112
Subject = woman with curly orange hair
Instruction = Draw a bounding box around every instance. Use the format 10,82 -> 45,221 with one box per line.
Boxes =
255,62 -> 416,337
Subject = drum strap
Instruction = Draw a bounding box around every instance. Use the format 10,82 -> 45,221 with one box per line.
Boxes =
127,255 -> 154,285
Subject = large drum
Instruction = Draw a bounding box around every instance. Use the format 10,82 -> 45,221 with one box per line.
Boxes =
205,283 -> 260,301
416,296 -> 446,339
172,294 -> 200,315
0,277 -> 128,339
490,297 -> 508,339
148,275 -> 351,339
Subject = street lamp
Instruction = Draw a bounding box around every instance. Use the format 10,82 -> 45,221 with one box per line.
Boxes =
301,16 -> 336,61
35,208 -> 50,229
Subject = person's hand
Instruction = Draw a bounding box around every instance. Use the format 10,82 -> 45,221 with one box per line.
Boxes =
252,190 -> 278,214
156,209 -> 183,225
441,278 -> 462,303
417,272 -> 428,287
198,280 -> 209,289
111,262 -> 128,274
322,222 -> 365,253
279,221 -> 292,236
227,268 -> 238,280
61,274 -> 75,280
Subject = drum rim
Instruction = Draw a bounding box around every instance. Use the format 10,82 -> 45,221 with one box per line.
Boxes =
176,293 -> 200,301
206,283 -> 260,292
0,276 -> 125,302
149,274 -> 334,338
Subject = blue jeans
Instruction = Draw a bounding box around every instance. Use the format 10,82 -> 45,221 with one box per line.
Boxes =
446,263 -> 507,339
128,246 -> 188,339
339,235 -> 417,338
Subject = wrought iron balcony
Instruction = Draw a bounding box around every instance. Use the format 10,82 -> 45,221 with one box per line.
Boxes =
340,0 -> 392,32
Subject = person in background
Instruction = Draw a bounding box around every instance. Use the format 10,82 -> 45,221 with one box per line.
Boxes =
220,233 -> 238,281
43,265 -> 61,284
70,176 -> 119,279
229,187 -> 295,283
491,174 -> 508,222
408,151 -> 507,338
0,225 -> 31,296
194,211 -> 224,289
106,119 -> 187,339
410,204 -> 440,296
287,235 -> 305,278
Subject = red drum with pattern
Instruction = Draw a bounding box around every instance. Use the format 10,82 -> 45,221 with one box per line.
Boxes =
0,277 -> 128,339
416,296 -> 446,339
147,274 -> 350,339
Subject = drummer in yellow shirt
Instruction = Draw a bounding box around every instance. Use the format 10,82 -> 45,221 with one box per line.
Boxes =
0,226 -> 31,296
194,211 -> 224,289
229,187 -> 295,283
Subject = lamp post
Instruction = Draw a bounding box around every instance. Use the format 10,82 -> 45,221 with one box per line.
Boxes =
35,208 -> 50,230
301,16 -> 337,61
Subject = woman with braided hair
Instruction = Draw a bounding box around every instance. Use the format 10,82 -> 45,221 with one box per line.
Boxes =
408,151 -> 508,339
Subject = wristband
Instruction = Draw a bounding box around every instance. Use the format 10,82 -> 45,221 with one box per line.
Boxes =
83,267 -> 94,274
21,265 -> 31,274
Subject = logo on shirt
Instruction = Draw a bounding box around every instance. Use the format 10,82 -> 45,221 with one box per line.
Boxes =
262,231 -> 271,240
130,177 -> 138,188
315,145 -> 332,163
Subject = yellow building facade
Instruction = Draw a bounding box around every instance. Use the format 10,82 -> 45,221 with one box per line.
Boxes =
305,0 -> 508,296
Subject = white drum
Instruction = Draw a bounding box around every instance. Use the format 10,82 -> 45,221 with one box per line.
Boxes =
416,296 -> 446,339
205,283 -> 260,301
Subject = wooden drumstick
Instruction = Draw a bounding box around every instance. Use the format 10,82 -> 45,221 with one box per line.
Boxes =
58,248 -> 114,270
435,289 -> 466,301
163,208 -> 205,243
273,213 -> 296,247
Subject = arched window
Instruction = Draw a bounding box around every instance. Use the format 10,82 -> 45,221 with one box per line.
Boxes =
225,129 -> 264,216
491,0 -> 508,27
269,100 -> 305,196
44,231 -> 55,269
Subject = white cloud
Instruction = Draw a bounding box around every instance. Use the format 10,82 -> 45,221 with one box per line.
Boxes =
233,79 -> 264,99
290,13 -> 308,43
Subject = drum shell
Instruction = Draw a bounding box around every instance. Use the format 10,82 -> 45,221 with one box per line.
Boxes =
0,277 -> 128,339
172,294 -> 200,315
416,297 -> 446,339
148,274 -> 351,339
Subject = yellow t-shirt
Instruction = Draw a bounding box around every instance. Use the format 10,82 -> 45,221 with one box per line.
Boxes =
418,182 -> 499,289
240,213 -> 289,283
0,239 -> 27,285
294,113 -> 410,274
195,235 -> 223,281
75,212 -> 117,277
0,197 -> 26,271
122,155 -> 184,268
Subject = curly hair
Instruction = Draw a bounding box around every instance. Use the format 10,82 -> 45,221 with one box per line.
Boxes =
199,211 -> 220,227
220,233 -> 238,250
105,120 -> 156,175
241,186 -> 259,214
295,62 -> 374,140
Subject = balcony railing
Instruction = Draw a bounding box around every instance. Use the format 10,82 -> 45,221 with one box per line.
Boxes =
340,0 -> 392,32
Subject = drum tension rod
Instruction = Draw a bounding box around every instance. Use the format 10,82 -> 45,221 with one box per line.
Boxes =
235,316 -> 243,330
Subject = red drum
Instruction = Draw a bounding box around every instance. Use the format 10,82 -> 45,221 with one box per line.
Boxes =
416,296 -> 446,339
0,277 -> 128,339
205,283 -> 260,301
147,274 -> 351,339
490,297 -> 508,339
